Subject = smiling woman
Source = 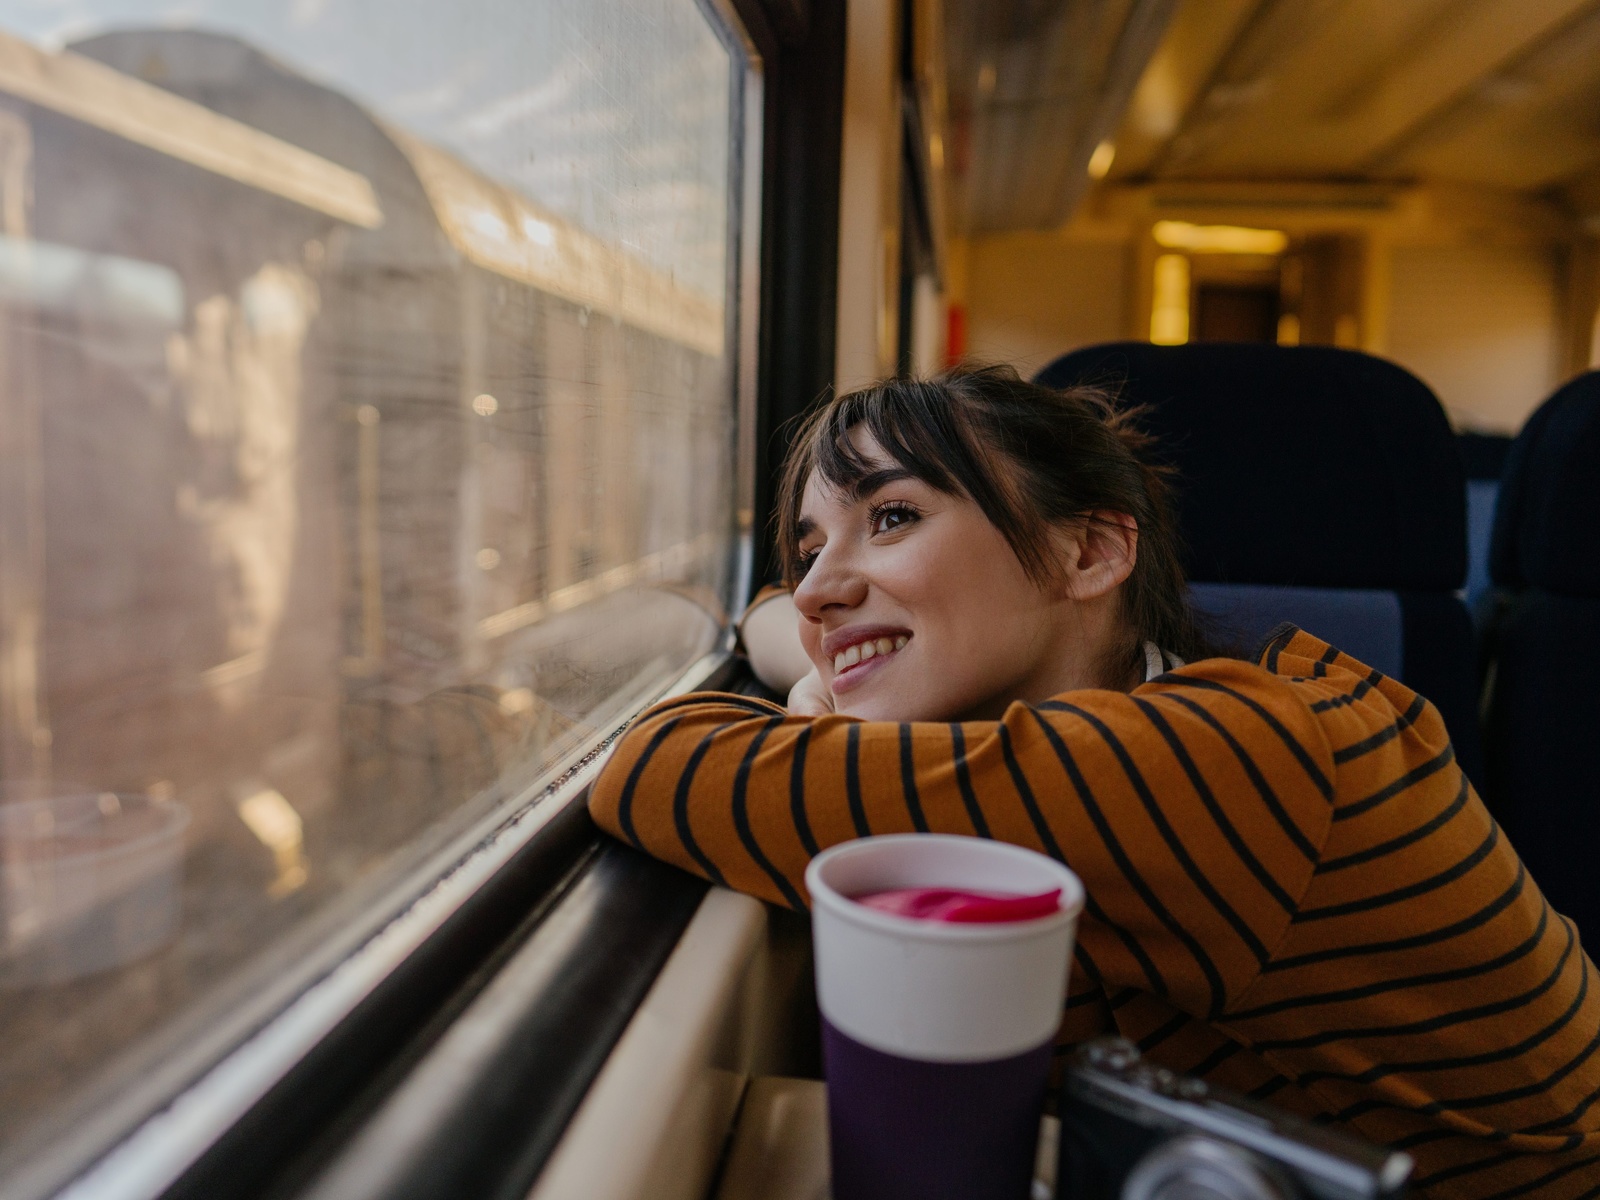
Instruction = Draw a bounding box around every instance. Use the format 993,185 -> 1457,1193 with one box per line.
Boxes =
589,368 -> 1600,1199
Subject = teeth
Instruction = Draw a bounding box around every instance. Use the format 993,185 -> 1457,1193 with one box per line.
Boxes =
832,635 -> 910,675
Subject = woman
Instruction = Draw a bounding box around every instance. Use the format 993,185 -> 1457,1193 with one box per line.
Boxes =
590,366 -> 1599,1197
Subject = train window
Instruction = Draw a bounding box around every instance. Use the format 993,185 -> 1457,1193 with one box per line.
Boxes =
0,0 -> 748,1181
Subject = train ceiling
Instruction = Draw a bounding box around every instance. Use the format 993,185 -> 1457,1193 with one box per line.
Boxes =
944,0 -> 1600,233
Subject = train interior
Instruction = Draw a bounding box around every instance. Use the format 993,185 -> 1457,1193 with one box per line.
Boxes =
0,0 -> 1597,1196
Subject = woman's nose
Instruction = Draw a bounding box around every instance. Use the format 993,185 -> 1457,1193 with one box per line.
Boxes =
792,546 -> 868,619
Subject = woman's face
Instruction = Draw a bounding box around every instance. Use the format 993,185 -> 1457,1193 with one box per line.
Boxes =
792,432 -> 1093,722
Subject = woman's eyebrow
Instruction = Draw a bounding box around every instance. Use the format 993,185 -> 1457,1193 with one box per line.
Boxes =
796,468 -> 918,538
848,466 -> 915,502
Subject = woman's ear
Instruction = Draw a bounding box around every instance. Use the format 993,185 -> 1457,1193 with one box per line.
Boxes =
1055,512 -> 1138,602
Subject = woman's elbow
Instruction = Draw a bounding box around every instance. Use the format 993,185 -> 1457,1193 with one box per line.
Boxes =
740,591 -> 811,694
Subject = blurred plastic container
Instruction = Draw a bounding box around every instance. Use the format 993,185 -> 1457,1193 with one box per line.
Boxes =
0,787 -> 189,987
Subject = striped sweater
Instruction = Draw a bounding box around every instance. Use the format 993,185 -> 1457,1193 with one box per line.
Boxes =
589,626 -> 1600,1198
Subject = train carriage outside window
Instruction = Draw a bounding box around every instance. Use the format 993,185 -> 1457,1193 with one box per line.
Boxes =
0,1 -> 752,1186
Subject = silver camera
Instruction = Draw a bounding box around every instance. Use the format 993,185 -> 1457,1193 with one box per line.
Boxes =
1057,1039 -> 1413,1200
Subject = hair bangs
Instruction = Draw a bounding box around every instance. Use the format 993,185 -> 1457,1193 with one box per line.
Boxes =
809,382 -> 966,503
775,373 -> 1061,589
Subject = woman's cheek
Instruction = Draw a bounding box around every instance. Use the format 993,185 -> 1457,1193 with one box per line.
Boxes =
796,624 -> 823,670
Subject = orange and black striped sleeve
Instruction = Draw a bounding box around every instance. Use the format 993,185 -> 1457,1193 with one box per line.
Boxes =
589,656 -> 1337,1020
591,630 -> 1600,1193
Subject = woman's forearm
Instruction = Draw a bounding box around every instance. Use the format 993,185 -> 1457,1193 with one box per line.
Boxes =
588,663 -> 1335,1016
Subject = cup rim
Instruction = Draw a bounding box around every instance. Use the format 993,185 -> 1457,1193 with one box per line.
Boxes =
805,833 -> 1085,943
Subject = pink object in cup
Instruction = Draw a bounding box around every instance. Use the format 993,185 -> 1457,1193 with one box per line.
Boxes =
853,887 -> 1064,924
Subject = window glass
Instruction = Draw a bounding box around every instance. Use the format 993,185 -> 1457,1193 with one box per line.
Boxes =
0,0 -> 741,1170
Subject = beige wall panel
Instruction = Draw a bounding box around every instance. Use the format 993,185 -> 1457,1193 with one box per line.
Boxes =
834,0 -> 901,392
1386,243 -> 1561,434
965,233 -> 1130,376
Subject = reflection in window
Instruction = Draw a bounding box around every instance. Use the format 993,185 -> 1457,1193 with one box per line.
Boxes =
0,0 -> 741,1173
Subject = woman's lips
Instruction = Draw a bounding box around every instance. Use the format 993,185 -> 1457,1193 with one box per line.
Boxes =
829,633 -> 911,694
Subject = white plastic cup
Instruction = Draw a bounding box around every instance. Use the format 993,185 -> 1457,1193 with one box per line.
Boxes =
806,834 -> 1084,1200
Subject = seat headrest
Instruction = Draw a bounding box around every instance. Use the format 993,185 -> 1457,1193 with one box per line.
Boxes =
1035,343 -> 1465,590
1490,370 -> 1600,597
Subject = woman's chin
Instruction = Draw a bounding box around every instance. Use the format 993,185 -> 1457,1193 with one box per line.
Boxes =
838,700 -> 908,722
834,685 -> 950,723
834,678 -> 1009,724
827,652 -> 981,722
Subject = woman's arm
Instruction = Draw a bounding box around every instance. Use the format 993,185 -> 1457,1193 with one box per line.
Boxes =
589,660 -> 1336,1018
737,588 -> 810,695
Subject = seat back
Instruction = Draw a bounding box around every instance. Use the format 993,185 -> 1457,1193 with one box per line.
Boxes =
1187,584 -> 1402,678
1035,342 -> 1483,792
1459,431 -> 1513,620
1485,370 -> 1600,938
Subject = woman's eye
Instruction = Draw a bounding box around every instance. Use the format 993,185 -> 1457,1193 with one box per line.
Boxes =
793,550 -> 818,578
870,504 -> 919,535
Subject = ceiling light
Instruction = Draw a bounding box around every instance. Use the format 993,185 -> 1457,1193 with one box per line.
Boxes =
1153,220 -> 1287,255
1150,254 -> 1190,346
1087,140 -> 1116,180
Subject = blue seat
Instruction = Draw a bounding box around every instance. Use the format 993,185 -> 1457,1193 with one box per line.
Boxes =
1187,584 -> 1402,679
1035,342 -> 1485,794
1484,370 -> 1600,939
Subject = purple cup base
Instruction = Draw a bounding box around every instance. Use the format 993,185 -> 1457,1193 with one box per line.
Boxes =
822,1019 -> 1050,1200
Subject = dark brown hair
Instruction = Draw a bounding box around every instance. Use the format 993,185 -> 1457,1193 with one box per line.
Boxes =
775,363 -> 1216,677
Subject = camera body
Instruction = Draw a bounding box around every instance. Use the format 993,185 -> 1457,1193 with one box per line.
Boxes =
1057,1039 -> 1413,1200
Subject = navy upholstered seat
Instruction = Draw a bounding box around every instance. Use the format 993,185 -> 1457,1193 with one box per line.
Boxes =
1484,370 -> 1600,939
1035,342 -> 1484,794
